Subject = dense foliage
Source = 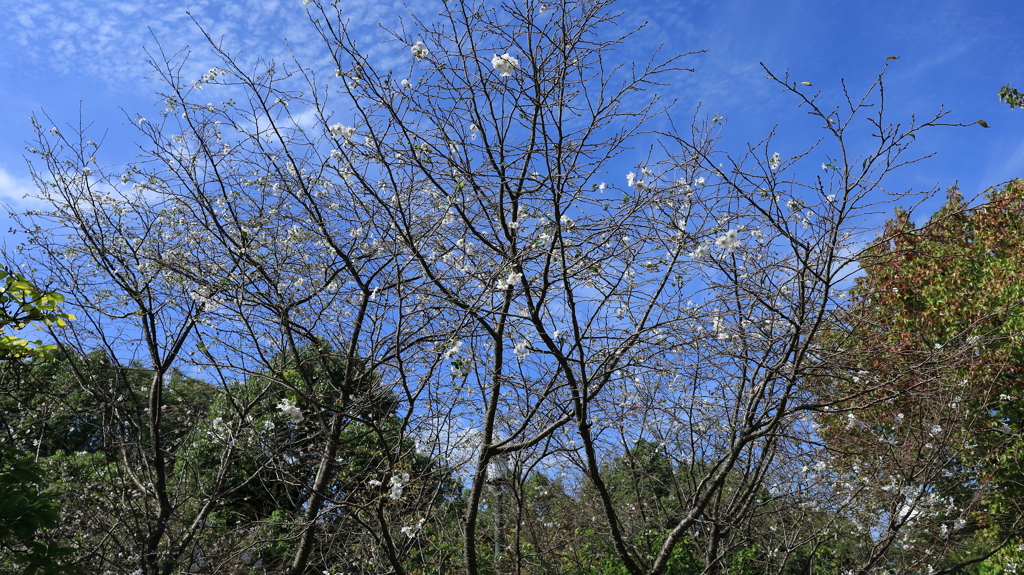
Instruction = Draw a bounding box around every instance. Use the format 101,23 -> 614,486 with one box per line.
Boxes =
816,180 -> 1024,573
0,272 -> 79,574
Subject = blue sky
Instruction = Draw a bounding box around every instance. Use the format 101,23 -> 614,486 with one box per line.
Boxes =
2,0 -> 1023,226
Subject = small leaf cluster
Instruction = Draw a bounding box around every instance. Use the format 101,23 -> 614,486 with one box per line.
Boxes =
0,269 -> 74,361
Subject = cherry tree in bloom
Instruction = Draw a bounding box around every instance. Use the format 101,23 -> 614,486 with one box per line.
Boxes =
6,1 -> 987,574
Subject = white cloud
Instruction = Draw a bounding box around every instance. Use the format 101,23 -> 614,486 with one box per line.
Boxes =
1,0 -> 391,91
0,166 -> 47,211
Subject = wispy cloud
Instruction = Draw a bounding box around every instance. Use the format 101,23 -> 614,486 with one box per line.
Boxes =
1,0 -> 396,92
0,165 -> 44,211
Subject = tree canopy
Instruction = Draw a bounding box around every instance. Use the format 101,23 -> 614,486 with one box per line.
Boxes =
815,179 -> 1024,573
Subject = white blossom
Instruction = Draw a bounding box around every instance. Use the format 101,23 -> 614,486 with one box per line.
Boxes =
329,123 -> 356,141
389,472 -> 410,500
712,315 -> 725,335
514,339 -> 531,360
276,398 -> 304,424
443,340 -> 464,359
714,229 -> 741,252
769,152 -> 781,171
491,53 -> 520,77
400,517 -> 427,538
689,245 -> 710,258
411,41 -> 429,60
497,271 -> 522,290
